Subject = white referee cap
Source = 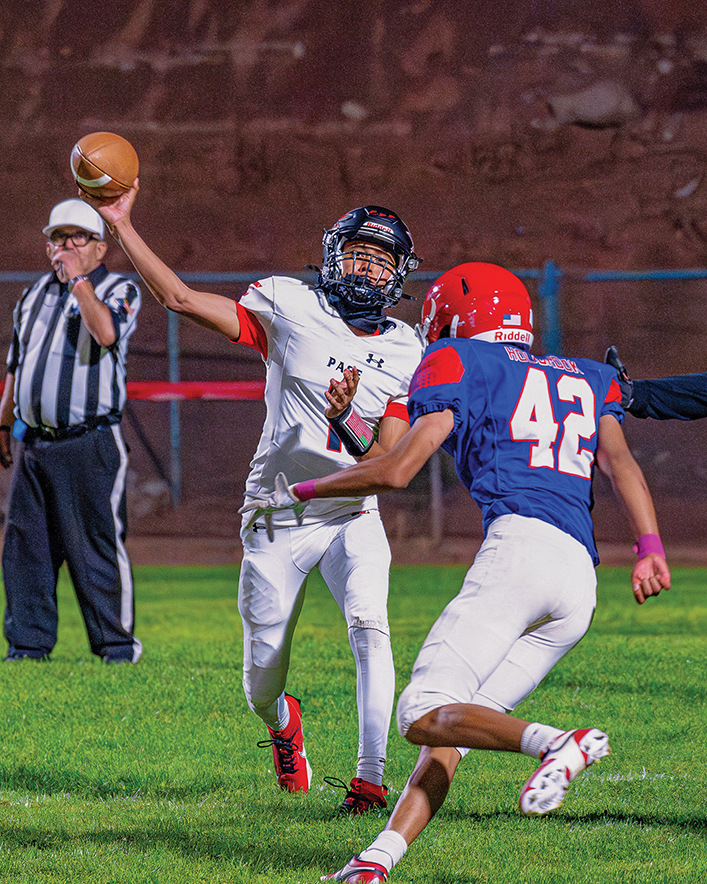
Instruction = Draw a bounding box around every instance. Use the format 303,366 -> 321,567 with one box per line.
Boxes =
43,199 -> 105,240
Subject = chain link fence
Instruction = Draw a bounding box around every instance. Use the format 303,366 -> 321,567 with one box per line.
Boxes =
1,268 -> 706,553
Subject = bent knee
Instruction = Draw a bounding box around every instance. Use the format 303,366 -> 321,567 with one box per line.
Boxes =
397,683 -> 457,741
403,707 -> 451,745
399,704 -> 470,746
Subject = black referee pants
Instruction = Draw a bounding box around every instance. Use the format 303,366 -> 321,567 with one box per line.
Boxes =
2,423 -> 141,662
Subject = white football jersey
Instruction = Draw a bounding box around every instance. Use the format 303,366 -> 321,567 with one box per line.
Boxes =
240,276 -> 423,517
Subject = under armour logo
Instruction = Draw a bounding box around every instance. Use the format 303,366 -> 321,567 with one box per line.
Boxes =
366,354 -> 384,368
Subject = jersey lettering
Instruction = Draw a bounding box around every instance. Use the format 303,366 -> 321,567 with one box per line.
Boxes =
557,374 -> 596,478
510,368 -> 558,469
326,357 -> 364,377
509,367 -> 596,478
504,346 -> 583,375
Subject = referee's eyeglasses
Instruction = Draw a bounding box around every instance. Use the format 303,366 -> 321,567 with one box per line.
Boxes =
48,231 -> 99,247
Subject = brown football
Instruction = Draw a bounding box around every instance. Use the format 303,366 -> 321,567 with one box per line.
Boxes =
70,132 -> 139,199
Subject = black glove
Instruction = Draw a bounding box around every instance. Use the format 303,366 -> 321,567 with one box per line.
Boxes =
605,345 -> 634,409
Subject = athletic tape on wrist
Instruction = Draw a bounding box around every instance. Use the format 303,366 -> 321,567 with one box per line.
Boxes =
328,403 -> 374,457
293,480 -> 317,501
633,533 -> 665,559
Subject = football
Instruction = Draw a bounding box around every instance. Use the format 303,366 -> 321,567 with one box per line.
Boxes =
70,132 -> 139,199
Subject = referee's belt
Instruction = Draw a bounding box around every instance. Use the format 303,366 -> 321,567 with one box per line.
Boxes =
24,416 -> 117,442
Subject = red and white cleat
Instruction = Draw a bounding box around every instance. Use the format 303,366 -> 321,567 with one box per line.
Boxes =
257,693 -> 312,792
519,727 -> 610,816
334,777 -> 389,816
321,855 -> 389,882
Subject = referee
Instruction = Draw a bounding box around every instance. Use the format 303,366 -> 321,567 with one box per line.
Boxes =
0,198 -> 142,663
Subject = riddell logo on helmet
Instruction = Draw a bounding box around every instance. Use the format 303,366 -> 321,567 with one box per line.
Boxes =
494,329 -> 532,344
362,222 -> 393,234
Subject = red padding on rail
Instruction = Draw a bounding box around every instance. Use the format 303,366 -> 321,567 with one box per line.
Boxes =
126,380 -> 265,401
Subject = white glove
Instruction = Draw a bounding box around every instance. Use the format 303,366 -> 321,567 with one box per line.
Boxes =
238,472 -> 306,541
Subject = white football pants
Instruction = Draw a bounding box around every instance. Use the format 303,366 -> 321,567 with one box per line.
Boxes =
397,514 -> 598,745
239,507 -> 395,763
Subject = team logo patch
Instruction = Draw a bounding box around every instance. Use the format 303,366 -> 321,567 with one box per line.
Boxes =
115,297 -> 136,317
410,346 -> 465,394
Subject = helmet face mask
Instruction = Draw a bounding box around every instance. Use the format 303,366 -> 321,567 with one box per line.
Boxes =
419,262 -> 534,350
320,206 -> 420,321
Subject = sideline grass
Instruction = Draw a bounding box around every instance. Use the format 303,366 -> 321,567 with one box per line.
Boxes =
0,563 -> 705,883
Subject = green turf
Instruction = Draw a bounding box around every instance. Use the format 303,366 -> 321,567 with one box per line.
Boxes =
0,563 -> 705,882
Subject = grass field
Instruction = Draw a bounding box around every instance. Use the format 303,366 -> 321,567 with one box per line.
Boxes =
0,562 -> 705,883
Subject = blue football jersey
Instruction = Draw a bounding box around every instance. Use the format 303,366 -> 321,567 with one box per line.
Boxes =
408,339 -> 625,564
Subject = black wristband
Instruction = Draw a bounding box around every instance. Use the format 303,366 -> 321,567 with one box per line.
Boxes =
328,404 -> 375,457
0,425 -> 11,432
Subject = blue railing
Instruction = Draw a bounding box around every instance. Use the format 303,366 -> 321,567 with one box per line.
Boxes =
4,264 -> 705,505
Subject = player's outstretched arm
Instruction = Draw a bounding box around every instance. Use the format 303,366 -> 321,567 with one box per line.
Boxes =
595,414 -> 671,603
302,409 -> 454,498
80,182 -> 241,341
239,409 -> 453,537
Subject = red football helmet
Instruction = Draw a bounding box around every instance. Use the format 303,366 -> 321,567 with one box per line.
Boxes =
418,262 -> 534,349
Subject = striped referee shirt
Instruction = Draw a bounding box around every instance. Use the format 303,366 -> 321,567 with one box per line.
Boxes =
6,264 -> 141,429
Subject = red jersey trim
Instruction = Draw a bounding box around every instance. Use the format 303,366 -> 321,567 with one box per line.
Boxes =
234,301 -> 268,358
383,400 -> 410,423
606,377 -> 622,405
410,346 -> 465,394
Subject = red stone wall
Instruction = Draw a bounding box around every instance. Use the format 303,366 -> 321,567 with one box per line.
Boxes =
3,1 -> 707,548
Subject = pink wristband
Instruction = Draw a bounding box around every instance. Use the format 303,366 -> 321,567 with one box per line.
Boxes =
633,533 -> 665,559
293,479 -> 318,501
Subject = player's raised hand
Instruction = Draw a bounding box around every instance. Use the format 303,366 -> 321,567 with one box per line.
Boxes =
80,179 -> 140,232
325,366 -> 360,419
631,553 -> 671,604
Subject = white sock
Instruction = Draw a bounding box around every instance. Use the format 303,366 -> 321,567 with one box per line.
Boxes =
520,722 -> 565,759
356,756 -> 385,787
359,830 -> 408,873
272,694 -> 290,732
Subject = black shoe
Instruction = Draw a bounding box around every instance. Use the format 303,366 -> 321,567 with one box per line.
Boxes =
5,650 -> 51,661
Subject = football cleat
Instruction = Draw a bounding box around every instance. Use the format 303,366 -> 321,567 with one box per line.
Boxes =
321,855 -> 389,882
328,776 -> 389,816
257,693 -> 312,792
519,727 -> 610,816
